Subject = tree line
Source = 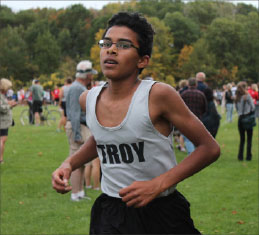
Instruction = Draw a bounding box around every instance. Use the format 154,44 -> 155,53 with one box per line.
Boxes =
0,0 -> 258,90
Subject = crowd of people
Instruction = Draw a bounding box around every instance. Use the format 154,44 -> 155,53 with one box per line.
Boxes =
176,73 -> 258,161
0,11 -> 258,235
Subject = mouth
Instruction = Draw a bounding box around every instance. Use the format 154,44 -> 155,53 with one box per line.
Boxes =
104,59 -> 118,65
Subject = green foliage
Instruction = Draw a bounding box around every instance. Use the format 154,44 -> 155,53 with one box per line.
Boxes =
55,4 -> 92,58
0,26 -> 33,83
33,31 -> 61,75
0,5 -> 16,28
184,0 -> 219,28
137,0 -> 184,20
15,10 -> 38,29
56,56 -> 77,80
178,38 -> 218,86
236,3 -> 258,15
237,12 -> 259,81
164,11 -> 200,52
139,17 -> 175,84
206,17 -> 244,68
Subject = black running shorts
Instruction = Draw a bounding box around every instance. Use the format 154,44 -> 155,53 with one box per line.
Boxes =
32,100 -> 43,114
90,190 -> 201,234
0,128 -> 8,137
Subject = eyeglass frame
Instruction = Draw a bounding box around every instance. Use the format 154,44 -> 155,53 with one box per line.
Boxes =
98,38 -> 139,52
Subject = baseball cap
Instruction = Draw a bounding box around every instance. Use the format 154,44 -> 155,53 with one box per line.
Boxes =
76,60 -> 98,79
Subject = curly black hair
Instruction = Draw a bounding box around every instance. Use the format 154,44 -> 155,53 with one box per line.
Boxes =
103,12 -> 155,58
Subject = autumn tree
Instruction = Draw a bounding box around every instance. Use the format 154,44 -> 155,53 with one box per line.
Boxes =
90,28 -> 105,81
139,17 -> 176,87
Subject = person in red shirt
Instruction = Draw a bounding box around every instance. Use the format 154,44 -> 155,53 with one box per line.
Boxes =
248,84 -> 258,105
51,86 -> 60,106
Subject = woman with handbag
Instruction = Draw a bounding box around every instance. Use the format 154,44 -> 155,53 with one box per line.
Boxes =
0,78 -> 17,164
235,81 -> 255,161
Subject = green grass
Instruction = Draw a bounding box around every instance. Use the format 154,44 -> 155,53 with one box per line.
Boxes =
1,105 -> 258,235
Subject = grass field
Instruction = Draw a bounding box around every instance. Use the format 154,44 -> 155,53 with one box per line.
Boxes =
1,105 -> 258,235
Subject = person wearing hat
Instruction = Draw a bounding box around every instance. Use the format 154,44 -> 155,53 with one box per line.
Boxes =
65,60 -> 97,201
30,79 -> 44,125
0,78 -> 17,164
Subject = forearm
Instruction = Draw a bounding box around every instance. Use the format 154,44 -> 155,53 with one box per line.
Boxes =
156,140 -> 220,193
61,135 -> 98,171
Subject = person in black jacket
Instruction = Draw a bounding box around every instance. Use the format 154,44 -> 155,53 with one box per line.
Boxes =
202,87 -> 221,138
225,83 -> 234,122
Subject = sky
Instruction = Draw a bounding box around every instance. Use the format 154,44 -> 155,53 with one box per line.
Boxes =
1,0 -> 122,11
1,0 -> 258,12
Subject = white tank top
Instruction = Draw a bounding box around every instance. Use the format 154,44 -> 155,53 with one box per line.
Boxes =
86,80 -> 177,198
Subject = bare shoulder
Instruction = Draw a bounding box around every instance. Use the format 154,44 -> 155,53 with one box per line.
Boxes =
79,90 -> 89,112
150,82 -> 182,107
149,82 -> 193,126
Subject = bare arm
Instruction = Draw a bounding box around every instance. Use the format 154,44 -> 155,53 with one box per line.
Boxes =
120,83 -> 220,207
59,87 -> 64,107
52,90 -> 98,194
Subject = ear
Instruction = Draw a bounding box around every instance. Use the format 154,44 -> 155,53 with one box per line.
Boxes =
137,55 -> 150,69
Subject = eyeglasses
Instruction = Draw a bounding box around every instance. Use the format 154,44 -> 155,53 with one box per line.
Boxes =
98,39 -> 139,51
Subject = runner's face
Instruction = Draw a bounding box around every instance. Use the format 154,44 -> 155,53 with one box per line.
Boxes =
100,26 -> 144,81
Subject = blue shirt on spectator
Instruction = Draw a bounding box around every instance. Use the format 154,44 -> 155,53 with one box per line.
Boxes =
66,80 -> 86,142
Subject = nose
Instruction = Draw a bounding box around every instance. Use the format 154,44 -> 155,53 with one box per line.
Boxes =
107,44 -> 118,55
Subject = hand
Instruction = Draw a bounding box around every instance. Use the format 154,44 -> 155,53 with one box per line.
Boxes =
119,179 -> 162,208
52,163 -> 72,194
8,100 -> 17,107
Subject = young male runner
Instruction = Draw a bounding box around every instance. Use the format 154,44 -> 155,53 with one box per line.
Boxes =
52,12 -> 220,234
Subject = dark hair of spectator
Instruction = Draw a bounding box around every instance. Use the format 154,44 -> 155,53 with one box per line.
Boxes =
204,87 -> 214,102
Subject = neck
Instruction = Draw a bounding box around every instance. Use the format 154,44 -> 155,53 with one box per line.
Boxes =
76,78 -> 86,86
106,76 -> 140,98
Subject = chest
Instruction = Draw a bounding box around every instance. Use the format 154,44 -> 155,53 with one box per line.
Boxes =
96,97 -> 132,127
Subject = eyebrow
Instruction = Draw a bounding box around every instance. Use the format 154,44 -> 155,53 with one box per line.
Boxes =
103,37 -> 134,43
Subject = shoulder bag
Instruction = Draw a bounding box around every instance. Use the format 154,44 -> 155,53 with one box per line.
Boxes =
240,96 -> 256,130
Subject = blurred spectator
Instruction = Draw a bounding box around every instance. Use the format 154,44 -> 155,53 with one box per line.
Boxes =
178,79 -> 188,95
235,81 -> 255,161
44,89 -> 51,104
255,83 -> 259,120
225,83 -> 234,122
57,77 -> 73,132
196,72 -> 207,92
6,88 -> 14,100
221,84 -> 227,115
51,86 -> 60,106
231,82 -> 237,97
0,78 -> 17,164
25,85 -> 34,124
66,60 -> 97,201
202,87 -> 221,138
181,77 -> 207,154
17,88 -> 25,104
85,158 -> 101,190
31,80 -> 44,125
248,83 -> 258,105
